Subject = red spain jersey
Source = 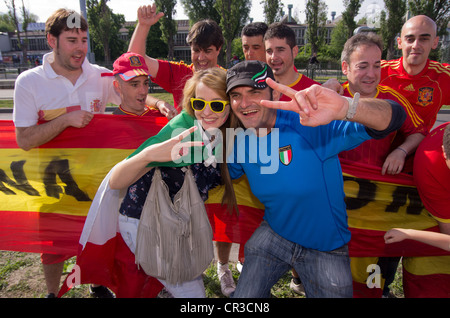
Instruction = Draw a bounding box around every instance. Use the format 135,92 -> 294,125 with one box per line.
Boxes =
380,58 -> 450,132
112,105 -> 164,117
339,83 -> 427,170
150,60 -> 195,113
280,73 -> 319,101
414,122 -> 450,221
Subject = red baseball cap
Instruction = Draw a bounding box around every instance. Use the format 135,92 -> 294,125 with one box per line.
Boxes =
113,52 -> 149,81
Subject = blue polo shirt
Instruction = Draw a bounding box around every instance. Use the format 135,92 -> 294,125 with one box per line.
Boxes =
227,109 -> 372,251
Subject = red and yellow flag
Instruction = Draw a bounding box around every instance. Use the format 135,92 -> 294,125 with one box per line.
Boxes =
1,116 -> 448,297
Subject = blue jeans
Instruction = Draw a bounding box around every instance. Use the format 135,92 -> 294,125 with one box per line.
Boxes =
233,221 -> 353,298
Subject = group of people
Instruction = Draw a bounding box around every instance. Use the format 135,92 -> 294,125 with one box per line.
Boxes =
11,2 -> 450,299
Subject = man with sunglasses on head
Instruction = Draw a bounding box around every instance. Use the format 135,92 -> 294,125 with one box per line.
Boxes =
226,60 -> 406,298
128,4 -> 224,117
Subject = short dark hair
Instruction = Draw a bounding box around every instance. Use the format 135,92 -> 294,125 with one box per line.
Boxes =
341,32 -> 383,64
264,22 -> 296,48
186,19 -> 224,51
444,124 -> 450,158
241,22 -> 268,38
45,8 -> 88,38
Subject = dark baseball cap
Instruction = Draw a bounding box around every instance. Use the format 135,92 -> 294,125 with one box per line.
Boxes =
226,60 -> 275,94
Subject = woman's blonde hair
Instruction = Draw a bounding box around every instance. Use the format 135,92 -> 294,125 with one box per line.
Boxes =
182,68 -> 239,214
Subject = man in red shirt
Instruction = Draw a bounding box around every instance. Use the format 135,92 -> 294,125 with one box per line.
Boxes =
337,32 -> 427,298
391,122 -> 450,298
264,23 -> 318,101
414,122 -> 450,230
380,15 -> 450,132
128,4 -> 223,116
338,32 -> 427,175
112,52 -> 165,118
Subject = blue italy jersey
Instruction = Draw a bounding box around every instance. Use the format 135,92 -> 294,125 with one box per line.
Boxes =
227,109 -> 372,251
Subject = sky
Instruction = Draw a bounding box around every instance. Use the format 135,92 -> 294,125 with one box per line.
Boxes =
0,0 -> 386,24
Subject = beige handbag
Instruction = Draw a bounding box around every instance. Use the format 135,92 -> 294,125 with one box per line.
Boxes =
135,167 -> 214,284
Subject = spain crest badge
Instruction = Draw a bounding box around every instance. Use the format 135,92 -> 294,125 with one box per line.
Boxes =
129,55 -> 143,67
417,87 -> 434,107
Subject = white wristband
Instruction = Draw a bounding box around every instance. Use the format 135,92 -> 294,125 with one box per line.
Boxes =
343,92 -> 360,120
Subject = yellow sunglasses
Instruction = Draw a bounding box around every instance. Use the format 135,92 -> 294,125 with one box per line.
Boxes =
190,98 -> 229,113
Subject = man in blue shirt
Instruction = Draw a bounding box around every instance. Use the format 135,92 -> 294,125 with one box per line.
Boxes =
226,60 -> 406,298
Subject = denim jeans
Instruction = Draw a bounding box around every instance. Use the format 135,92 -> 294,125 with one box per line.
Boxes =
233,221 -> 353,298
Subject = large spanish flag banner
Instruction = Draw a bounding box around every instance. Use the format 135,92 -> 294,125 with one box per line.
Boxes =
0,116 -> 449,297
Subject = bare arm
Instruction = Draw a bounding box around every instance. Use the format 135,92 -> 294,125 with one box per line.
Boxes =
145,94 -> 177,120
15,110 -> 94,151
262,79 -> 394,131
109,126 -> 203,189
385,228 -> 450,252
381,132 -> 426,175
128,4 -> 163,78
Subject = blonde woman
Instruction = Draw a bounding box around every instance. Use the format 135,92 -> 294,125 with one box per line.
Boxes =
109,68 -> 237,298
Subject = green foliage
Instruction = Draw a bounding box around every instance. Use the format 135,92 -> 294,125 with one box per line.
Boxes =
305,0 -> 328,54
261,0 -> 284,24
408,0 -> 450,37
407,0 -> 450,61
180,0 -> 221,25
0,13 -> 15,32
380,0 -> 407,60
155,0 -> 177,60
341,0 -> 363,39
214,0 -> 251,62
86,0 -> 126,63
126,21 -> 168,59
328,19 -> 349,60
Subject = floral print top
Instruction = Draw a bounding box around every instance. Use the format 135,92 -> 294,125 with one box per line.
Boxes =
118,163 -> 222,219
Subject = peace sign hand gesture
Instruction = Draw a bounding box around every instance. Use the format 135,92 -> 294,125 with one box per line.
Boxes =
109,126 -> 203,190
261,78 -> 348,127
142,126 -> 204,163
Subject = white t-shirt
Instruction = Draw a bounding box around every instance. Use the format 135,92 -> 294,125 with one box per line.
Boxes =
13,52 -> 121,127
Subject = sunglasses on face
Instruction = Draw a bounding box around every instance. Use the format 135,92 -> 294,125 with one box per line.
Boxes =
190,98 -> 229,113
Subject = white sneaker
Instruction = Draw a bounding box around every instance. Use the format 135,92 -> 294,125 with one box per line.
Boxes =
289,278 -> 305,296
236,261 -> 243,273
217,262 -> 236,297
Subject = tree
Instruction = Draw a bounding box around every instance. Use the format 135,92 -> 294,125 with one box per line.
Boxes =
380,0 -> 406,60
341,0 -> 363,38
87,0 -> 125,64
155,0 -> 177,60
180,0 -> 221,25
262,0 -> 283,24
328,19 -> 349,59
305,0 -> 328,55
407,0 -> 450,37
3,0 -> 37,64
127,21 -> 168,59
214,0 -> 251,64
0,13 -> 14,32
